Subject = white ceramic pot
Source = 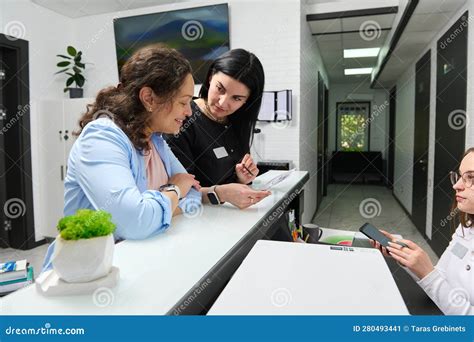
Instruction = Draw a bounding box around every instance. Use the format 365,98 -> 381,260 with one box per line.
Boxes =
51,234 -> 114,283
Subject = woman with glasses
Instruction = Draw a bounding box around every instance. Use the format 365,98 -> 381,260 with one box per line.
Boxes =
373,147 -> 474,315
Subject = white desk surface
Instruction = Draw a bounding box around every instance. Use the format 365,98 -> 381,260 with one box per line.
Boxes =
1,170 -> 308,315
208,240 -> 409,315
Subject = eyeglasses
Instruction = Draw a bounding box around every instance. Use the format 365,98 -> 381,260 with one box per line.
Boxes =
449,171 -> 474,187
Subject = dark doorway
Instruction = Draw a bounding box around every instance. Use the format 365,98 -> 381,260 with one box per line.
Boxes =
323,85 -> 329,196
317,72 -> 324,209
387,86 -> 396,189
412,50 -> 431,236
0,34 -> 35,250
432,12 -> 468,256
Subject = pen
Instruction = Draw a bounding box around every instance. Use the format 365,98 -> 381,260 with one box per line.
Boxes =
242,164 -> 254,176
239,155 -> 254,176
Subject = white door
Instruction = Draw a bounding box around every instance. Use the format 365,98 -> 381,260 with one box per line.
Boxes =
37,100 -> 66,237
63,98 -> 90,159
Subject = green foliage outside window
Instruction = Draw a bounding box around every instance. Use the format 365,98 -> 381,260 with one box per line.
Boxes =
339,114 -> 367,151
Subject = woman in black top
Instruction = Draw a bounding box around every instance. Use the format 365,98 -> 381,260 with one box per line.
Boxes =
166,49 -> 270,209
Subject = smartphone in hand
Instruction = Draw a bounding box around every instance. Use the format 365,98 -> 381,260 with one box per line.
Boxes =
359,223 -> 408,248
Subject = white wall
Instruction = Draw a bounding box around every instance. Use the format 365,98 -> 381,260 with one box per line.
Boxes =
299,1 -> 329,224
1,0 -> 73,241
393,66 -> 415,214
327,82 -> 389,158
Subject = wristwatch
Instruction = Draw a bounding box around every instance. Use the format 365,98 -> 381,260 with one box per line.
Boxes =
159,183 -> 181,200
207,185 -> 224,205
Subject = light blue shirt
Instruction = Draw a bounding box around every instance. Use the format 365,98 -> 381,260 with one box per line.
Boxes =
42,118 -> 202,272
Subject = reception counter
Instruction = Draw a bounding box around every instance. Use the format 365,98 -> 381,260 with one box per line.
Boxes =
1,170 -> 309,315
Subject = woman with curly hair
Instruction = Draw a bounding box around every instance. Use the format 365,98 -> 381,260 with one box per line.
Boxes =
42,45 -> 201,271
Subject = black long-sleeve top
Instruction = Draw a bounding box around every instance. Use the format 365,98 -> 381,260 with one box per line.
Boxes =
165,101 -> 248,187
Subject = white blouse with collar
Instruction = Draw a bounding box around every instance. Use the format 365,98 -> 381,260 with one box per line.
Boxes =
416,225 -> 474,315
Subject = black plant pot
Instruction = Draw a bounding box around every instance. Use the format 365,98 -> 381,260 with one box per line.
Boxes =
68,88 -> 83,99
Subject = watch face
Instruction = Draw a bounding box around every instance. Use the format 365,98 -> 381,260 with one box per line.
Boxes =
207,192 -> 219,205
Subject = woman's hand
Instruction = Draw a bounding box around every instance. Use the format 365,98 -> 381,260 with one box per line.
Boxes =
168,173 -> 201,198
236,154 -> 259,184
386,239 -> 434,279
370,230 -> 435,279
370,229 -> 394,257
218,183 -> 270,209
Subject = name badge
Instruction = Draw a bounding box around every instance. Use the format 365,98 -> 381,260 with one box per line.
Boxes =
213,147 -> 229,159
451,242 -> 468,259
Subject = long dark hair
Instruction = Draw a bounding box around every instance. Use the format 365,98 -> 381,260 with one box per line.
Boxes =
199,48 -> 264,152
76,45 -> 192,152
452,147 -> 474,234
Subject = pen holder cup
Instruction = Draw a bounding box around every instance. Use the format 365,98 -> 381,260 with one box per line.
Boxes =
302,223 -> 322,243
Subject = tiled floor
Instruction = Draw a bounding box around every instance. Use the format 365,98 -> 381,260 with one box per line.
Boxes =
312,183 -> 439,264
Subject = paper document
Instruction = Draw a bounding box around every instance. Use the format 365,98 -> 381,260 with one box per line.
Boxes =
253,169 -> 296,190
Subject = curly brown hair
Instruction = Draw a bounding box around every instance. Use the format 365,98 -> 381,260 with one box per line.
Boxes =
76,44 -> 192,152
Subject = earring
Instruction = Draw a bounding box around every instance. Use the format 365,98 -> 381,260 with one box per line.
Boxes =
148,108 -> 153,112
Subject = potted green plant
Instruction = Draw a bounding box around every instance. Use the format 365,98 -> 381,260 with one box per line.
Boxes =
51,209 -> 116,283
56,45 -> 86,99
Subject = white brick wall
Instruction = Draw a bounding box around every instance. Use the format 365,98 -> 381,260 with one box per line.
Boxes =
248,0 -> 301,166
299,0 -> 329,224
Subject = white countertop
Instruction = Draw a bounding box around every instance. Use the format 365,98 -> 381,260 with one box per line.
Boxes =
208,240 -> 409,315
1,170 -> 308,315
